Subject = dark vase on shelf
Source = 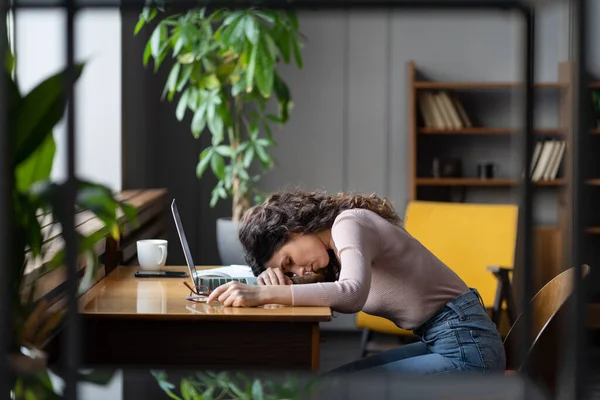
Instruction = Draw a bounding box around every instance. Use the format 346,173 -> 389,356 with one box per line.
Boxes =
432,158 -> 462,178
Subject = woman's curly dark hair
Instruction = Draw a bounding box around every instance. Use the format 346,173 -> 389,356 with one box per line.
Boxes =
238,189 -> 402,278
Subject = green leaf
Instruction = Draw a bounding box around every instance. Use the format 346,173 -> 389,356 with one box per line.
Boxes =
150,22 -> 167,59
181,379 -> 197,400
253,10 -> 276,24
198,73 -> 220,90
251,380 -> 264,400
274,28 -> 291,64
214,145 -> 233,157
151,371 -> 183,400
249,120 -> 259,140
210,187 -> 220,208
244,15 -> 259,44
196,147 -> 213,178
292,34 -> 304,69
217,102 -> 233,128
134,18 -> 146,36
256,138 -> 275,147
178,53 -> 195,64
243,146 -> 254,168
188,88 -> 199,110
143,40 -> 153,66
255,37 -> 274,97
245,43 -> 258,93
5,45 -> 15,75
176,89 -> 189,121
191,103 -> 208,137
211,153 -> 225,180
223,166 -> 234,189
223,11 -> 244,26
207,111 -> 224,139
154,41 -> 170,72
166,63 -> 181,93
13,63 -> 84,167
273,72 -> 292,123
219,14 -> 245,46
15,133 -> 56,193
120,202 -> 139,227
255,145 -> 272,168
263,121 -> 273,140
176,64 -> 193,92
288,12 -> 300,31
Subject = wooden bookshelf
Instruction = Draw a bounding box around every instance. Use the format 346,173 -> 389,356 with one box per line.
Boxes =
419,128 -> 563,135
407,60 -> 569,292
413,82 -> 565,90
415,178 -> 565,187
408,60 -> 568,201
589,81 -> 600,88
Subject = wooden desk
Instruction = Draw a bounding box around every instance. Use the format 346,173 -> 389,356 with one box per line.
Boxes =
80,266 -> 332,371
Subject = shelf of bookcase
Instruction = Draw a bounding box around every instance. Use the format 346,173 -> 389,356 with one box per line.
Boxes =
415,178 -> 566,186
413,82 -> 564,90
587,179 -> 600,186
589,82 -> 600,88
587,227 -> 600,234
418,128 -> 563,135
590,129 -> 600,134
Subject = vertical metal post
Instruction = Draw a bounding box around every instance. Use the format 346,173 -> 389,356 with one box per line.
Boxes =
63,0 -> 79,398
518,5 -> 535,381
562,0 -> 587,398
0,0 -> 11,398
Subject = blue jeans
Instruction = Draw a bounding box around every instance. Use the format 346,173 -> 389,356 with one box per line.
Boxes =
329,288 -> 506,376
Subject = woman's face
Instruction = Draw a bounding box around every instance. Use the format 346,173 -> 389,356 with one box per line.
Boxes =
265,232 -> 330,277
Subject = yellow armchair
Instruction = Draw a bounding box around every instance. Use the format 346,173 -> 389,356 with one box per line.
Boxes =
356,200 -> 519,357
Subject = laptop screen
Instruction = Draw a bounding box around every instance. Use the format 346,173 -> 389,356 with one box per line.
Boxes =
171,199 -> 198,285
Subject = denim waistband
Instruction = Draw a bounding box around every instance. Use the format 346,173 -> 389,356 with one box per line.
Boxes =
415,288 -> 486,333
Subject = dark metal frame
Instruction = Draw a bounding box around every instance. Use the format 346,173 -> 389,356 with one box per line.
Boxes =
0,0 -> 587,399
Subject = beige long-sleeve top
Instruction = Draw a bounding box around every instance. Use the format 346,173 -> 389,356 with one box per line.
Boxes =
290,208 -> 469,330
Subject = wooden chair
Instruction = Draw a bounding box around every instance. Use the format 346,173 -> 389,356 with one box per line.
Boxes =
356,200 -> 519,357
503,265 -> 590,396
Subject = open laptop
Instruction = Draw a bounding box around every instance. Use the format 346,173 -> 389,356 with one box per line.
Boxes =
171,199 -> 258,292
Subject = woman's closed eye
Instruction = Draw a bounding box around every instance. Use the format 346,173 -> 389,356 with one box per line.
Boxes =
282,256 -> 293,270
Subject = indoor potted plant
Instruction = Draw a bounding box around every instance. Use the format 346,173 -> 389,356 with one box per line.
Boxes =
135,5 -> 304,264
151,370 -> 325,400
5,34 -> 136,397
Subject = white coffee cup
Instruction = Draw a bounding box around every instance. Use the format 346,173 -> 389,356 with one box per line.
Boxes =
137,239 -> 168,270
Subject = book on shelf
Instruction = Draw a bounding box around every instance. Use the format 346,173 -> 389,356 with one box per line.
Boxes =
529,139 -> 566,181
417,89 -> 472,130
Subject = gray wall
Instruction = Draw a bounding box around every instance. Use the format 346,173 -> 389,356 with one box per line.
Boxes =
122,4 -> 569,330
261,6 -> 568,225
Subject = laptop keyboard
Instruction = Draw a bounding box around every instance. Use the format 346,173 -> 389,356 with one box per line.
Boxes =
200,278 -> 249,291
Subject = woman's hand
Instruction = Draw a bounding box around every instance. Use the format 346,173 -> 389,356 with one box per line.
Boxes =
206,281 -> 266,307
257,268 -> 292,286
206,281 -> 293,307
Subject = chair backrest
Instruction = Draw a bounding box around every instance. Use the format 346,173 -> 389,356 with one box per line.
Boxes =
504,264 -> 590,367
403,201 -> 519,307
503,265 -> 589,395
